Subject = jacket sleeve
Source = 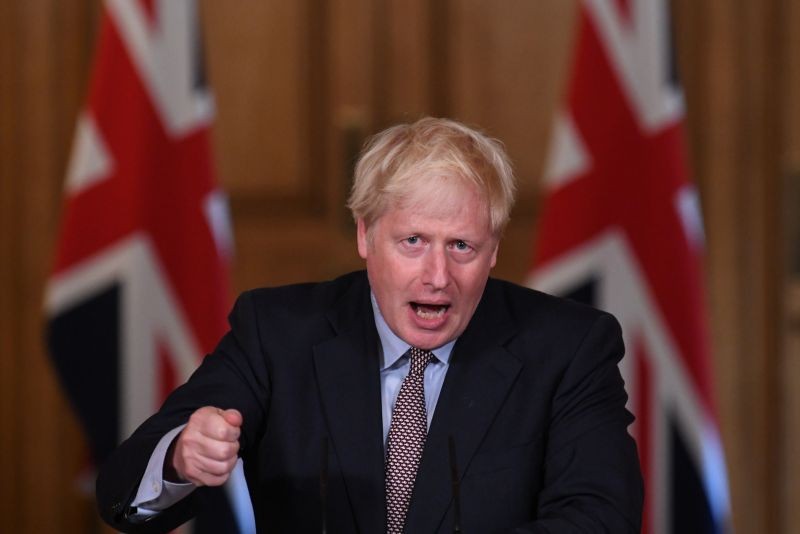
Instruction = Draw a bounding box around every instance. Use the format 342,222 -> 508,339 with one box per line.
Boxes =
516,313 -> 644,533
95,291 -> 271,532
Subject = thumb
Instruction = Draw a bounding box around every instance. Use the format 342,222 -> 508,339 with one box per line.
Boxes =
222,408 -> 243,428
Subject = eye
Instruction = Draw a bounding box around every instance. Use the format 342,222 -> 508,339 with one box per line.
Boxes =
405,235 -> 420,245
452,240 -> 471,252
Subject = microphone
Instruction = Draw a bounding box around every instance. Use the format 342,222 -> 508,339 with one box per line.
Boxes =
320,436 -> 329,534
448,435 -> 462,533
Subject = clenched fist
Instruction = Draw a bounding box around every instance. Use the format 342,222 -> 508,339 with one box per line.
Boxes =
167,407 -> 242,486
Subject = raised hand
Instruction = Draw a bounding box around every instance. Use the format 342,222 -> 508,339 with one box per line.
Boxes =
168,407 -> 242,486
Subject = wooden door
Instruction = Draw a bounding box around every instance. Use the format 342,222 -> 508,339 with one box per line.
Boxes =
201,0 -> 577,292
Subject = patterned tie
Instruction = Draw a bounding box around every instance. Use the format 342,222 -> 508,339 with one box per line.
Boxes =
385,347 -> 435,534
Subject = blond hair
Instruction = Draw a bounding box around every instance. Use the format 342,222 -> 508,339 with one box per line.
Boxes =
347,117 -> 516,234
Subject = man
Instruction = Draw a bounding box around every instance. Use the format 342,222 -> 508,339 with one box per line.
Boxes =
97,117 -> 643,533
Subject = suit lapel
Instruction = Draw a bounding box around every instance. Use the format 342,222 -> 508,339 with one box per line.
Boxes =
312,279 -> 386,534
404,281 -> 521,533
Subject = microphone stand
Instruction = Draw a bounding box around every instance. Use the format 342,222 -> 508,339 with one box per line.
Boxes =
448,435 -> 462,533
320,436 -> 329,534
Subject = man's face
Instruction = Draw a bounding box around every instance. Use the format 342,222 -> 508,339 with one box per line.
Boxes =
357,183 -> 499,350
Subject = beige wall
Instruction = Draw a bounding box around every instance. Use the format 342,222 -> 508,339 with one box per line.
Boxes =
0,0 -> 797,531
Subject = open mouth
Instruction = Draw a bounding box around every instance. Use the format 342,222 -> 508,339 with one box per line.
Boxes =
410,302 -> 450,319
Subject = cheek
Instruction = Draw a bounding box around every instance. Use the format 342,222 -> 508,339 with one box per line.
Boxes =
380,255 -> 415,280
457,270 -> 490,300
370,258 -> 405,298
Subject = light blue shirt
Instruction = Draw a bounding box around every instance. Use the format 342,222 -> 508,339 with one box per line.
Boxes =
371,293 -> 455,445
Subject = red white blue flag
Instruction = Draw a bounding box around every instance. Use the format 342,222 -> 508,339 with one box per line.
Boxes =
45,1 -> 252,531
528,1 -> 730,531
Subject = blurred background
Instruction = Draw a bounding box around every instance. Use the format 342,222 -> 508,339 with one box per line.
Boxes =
1,0 -> 799,532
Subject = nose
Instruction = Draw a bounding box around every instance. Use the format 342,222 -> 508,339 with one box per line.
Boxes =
421,247 -> 450,290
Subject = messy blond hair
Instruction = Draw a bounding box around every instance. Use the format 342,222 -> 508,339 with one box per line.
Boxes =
347,117 -> 516,234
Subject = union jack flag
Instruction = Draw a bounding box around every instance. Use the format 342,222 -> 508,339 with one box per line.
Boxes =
528,1 -> 731,532
44,1 -> 252,531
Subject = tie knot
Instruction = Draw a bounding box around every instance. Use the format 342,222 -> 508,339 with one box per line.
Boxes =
408,347 -> 434,376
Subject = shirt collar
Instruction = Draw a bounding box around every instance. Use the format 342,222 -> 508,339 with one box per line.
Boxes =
371,292 -> 456,370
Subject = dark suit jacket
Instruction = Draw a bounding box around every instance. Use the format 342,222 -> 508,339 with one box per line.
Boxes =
97,270 -> 643,533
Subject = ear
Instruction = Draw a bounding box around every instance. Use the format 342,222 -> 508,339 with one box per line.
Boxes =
356,218 -> 369,259
489,240 -> 499,268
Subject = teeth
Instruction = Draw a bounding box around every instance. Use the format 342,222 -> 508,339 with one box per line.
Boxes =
415,305 -> 446,319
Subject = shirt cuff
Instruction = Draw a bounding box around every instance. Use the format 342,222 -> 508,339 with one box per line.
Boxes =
129,424 -> 196,518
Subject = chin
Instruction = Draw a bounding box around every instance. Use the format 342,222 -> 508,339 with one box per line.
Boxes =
407,332 -> 451,351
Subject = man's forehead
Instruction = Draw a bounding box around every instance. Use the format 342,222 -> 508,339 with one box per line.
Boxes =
387,179 -> 488,216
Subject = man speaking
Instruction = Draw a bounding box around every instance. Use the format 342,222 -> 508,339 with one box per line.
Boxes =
97,117 -> 643,533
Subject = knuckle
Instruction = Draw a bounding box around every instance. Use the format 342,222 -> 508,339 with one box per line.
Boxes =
212,442 -> 237,461
189,408 -> 207,424
205,460 -> 230,478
